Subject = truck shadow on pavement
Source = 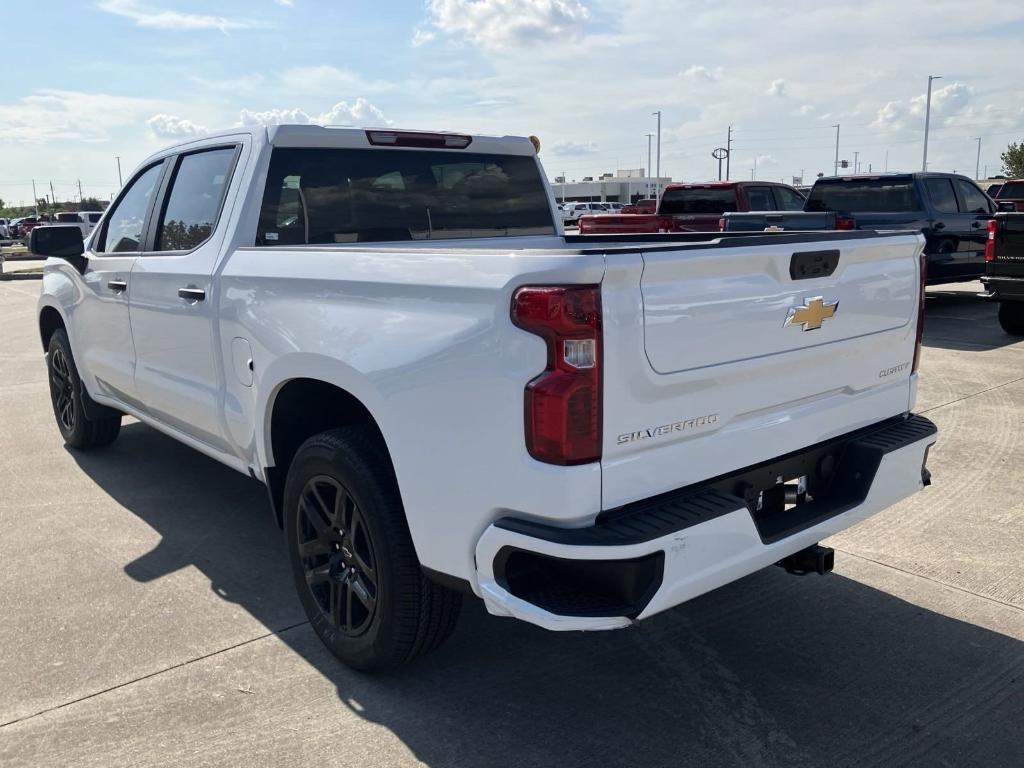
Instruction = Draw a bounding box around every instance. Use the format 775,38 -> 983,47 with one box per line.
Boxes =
923,285 -> 1018,352
69,425 -> 1023,768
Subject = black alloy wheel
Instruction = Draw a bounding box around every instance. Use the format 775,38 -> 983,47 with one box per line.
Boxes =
297,475 -> 378,637
49,346 -> 76,433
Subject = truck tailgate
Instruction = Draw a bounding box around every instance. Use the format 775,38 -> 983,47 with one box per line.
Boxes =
600,231 -> 925,509
641,236 -> 915,372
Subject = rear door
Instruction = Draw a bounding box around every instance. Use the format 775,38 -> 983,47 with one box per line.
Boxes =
922,176 -> 979,279
129,142 -> 244,451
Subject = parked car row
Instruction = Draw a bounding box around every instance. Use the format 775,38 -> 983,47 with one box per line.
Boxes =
722,172 -> 1000,285
576,181 -> 808,235
559,200 -> 624,225
2,211 -> 103,241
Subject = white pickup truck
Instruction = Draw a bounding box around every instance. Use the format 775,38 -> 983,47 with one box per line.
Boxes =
33,126 -> 937,670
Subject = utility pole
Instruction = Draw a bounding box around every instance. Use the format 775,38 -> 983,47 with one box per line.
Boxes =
115,155 -> 123,187
974,137 -> 982,180
922,74 -> 941,171
645,133 -> 654,199
31,179 -> 39,217
833,124 -> 840,176
726,125 -> 733,180
78,179 -> 84,203
752,155 -> 757,180
652,111 -> 662,194
853,151 -> 859,174
49,181 -> 56,213
561,170 -> 566,203
885,150 -> 889,172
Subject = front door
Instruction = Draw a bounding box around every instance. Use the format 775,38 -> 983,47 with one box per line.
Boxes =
129,143 -> 243,452
74,160 -> 166,403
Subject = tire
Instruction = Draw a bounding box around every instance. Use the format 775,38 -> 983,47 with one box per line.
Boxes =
283,427 -> 461,671
997,301 -> 1024,336
46,329 -> 121,449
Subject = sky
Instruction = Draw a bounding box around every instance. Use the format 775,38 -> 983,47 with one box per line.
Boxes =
1,0 -> 1023,206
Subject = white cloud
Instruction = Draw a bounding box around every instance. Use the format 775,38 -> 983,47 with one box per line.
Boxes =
795,104 -> 815,116
683,65 -> 721,82
96,0 -> 262,32
551,140 -> 598,155
756,153 -> 777,166
275,0 -> 294,5
871,100 -> 904,130
766,78 -> 787,98
237,98 -> 390,127
419,0 -> 589,48
277,66 -> 395,95
147,114 -> 210,139
0,89 -> 166,143
909,81 -> 972,118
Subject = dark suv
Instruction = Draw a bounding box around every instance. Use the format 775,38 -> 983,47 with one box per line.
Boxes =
803,173 -> 995,284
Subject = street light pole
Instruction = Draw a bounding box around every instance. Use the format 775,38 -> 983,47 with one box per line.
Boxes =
974,137 -> 982,180
652,111 -> 661,194
726,125 -> 733,180
645,133 -> 654,199
115,156 -> 123,187
922,74 -> 941,171
833,124 -> 840,176
853,151 -> 859,174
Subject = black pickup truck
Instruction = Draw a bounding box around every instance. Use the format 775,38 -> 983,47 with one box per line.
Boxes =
980,213 -> 1024,335
723,172 -> 996,285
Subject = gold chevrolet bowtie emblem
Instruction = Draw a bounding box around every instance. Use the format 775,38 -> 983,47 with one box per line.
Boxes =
785,296 -> 839,331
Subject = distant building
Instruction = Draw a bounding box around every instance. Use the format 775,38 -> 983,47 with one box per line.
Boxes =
550,169 -> 672,204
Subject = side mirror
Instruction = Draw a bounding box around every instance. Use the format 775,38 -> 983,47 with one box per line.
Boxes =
997,201 -> 1017,213
29,225 -> 87,273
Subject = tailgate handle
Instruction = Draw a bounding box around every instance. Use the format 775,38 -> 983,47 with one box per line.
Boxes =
790,249 -> 839,280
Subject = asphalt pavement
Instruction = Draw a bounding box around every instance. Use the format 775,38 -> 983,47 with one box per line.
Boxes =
0,279 -> 1021,768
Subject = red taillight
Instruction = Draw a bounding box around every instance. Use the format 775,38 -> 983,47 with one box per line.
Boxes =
912,250 -> 927,373
835,215 -> 856,231
985,218 -> 997,262
511,285 -> 602,465
365,130 -> 472,149
718,217 -> 726,231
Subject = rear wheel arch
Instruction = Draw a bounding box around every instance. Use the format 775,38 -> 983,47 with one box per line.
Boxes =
264,378 -> 394,529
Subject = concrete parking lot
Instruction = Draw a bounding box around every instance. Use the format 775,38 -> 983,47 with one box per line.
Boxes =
0,279 -> 1021,768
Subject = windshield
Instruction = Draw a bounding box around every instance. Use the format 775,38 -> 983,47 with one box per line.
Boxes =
659,187 -> 737,215
806,177 -> 920,212
257,147 -> 555,245
998,181 -> 1024,198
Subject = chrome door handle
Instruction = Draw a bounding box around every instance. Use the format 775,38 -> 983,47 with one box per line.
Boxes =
107,280 -> 127,293
177,287 -> 206,302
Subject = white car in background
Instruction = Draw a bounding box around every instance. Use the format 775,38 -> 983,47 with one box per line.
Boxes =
0,218 -> 10,239
562,202 -> 608,225
53,211 -> 104,237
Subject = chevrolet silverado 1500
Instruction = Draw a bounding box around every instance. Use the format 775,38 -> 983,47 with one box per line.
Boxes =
33,126 -> 937,670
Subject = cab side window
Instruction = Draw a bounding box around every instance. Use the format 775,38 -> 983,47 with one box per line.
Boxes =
155,147 -> 237,252
96,162 -> 164,253
774,186 -> 806,211
924,178 -> 959,214
953,178 -> 992,215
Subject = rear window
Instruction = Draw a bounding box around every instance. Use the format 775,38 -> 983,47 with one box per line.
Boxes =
806,177 -> 920,213
257,147 -> 555,245
999,181 -> 1024,198
55,212 -> 80,223
87,213 -> 103,223
659,187 -> 737,215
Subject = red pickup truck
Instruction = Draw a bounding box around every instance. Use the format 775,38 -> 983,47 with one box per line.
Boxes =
992,179 -> 1024,212
577,181 -> 807,234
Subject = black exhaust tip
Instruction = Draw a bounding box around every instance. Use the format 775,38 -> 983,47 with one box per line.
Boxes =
776,544 -> 834,576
